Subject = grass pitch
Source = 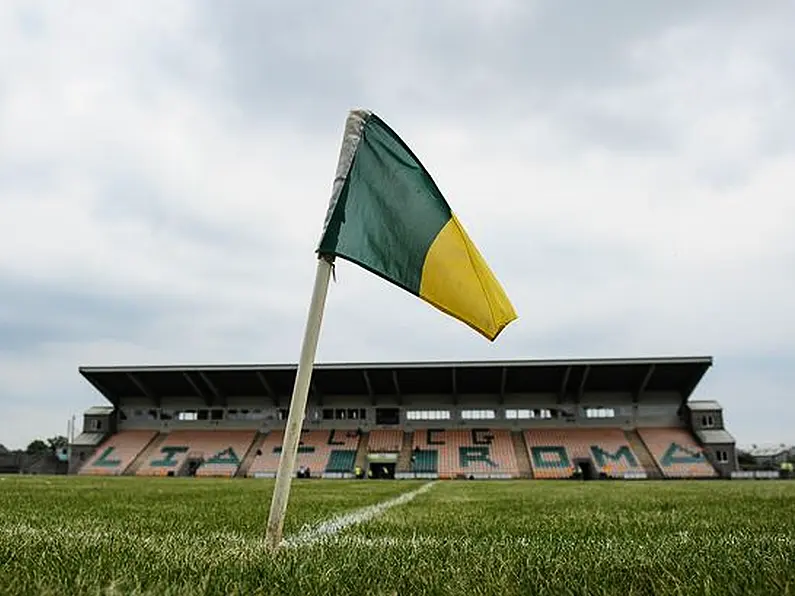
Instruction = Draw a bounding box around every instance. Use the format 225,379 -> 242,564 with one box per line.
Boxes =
1,477 -> 794,595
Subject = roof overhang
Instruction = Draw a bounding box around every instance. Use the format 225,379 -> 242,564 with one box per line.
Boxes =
696,429 -> 736,445
79,356 -> 712,408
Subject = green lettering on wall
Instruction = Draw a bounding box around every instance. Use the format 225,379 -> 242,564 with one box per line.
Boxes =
661,443 -> 704,466
150,446 -> 189,467
590,445 -> 638,468
93,447 -> 122,467
273,446 -> 315,455
206,447 -> 240,465
459,446 -> 497,468
531,446 -> 570,468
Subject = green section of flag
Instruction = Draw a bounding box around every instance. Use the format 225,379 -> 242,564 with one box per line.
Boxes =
318,114 -> 450,295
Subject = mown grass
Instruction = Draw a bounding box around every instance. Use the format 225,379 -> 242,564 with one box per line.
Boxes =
0,477 -> 793,595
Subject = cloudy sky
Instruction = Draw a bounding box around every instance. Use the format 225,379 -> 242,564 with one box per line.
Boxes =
1,1 -> 793,450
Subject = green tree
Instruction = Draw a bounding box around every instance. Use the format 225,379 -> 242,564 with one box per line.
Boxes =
47,436 -> 68,451
25,440 -> 49,455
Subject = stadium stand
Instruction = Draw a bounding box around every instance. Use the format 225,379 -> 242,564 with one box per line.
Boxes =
71,357 -> 737,480
412,429 -> 519,478
368,430 -> 403,452
247,430 -> 361,478
637,427 -> 718,478
134,430 -> 257,477
524,429 -> 644,479
79,430 -> 158,476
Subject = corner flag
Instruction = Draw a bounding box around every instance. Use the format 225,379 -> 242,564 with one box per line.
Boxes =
317,110 -> 517,340
264,110 -> 517,550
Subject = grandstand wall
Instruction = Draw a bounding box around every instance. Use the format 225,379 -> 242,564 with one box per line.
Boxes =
72,357 -> 733,480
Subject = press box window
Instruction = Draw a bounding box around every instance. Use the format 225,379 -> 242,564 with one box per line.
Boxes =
505,409 -> 532,419
585,408 -> 615,419
406,410 -> 451,421
461,410 -> 496,420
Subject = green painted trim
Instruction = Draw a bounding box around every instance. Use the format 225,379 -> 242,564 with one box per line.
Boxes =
531,446 -> 571,469
590,445 -> 639,468
150,446 -> 189,467
92,446 -> 122,467
206,447 -> 240,465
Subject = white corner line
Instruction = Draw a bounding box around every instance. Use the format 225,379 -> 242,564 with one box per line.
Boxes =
281,482 -> 436,549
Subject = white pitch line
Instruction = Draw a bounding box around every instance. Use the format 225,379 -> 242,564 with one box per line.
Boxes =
282,481 -> 435,549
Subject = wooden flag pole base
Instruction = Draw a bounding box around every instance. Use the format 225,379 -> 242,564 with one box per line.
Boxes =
265,255 -> 334,551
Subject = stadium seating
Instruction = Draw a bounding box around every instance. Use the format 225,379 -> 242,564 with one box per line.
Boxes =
411,450 -> 438,473
79,430 -> 158,476
326,450 -> 357,473
524,429 -> 644,479
136,430 -> 257,477
368,430 -> 404,452
246,429 -> 361,477
411,429 -> 519,478
637,427 -> 718,478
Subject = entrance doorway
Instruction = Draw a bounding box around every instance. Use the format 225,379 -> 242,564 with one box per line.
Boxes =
185,458 -> 203,477
573,458 -> 598,480
369,462 -> 395,479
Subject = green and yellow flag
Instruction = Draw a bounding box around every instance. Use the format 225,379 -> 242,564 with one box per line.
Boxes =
318,110 -> 517,341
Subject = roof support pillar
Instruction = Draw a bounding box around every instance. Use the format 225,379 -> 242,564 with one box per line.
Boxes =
127,373 -> 160,408
634,364 -> 655,404
576,365 -> 590,404
362,370 -> 375,406
199,372 -> 226,408
558,366 -> 572,404
451,368 -> 457,406
183,372 -> 212,407
256,371 -> 279,407
392,370 -> 402,406
311,380 -> 322,407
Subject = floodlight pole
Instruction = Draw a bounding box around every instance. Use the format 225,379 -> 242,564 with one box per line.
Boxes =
66,416 -> 72,473
265,255 -> 334,550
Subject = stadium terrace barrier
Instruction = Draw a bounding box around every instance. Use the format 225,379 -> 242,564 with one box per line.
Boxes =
78,430 -> 158,476
395,472 -> 439,480
524,429 -> 644,479
246,429 -> 361,478
368,430 -> 403,452
731,470 -> 780,480
411,429 -> 519,478
461,473 -> 514,480
619,471 -> 649,480
135,430 -> 257,477
637,428 -> 718,478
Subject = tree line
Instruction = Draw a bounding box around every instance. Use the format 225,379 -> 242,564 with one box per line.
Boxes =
23,435 -> 68,456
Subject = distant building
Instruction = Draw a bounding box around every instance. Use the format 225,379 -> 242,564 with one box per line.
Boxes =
741,444 -> 794,468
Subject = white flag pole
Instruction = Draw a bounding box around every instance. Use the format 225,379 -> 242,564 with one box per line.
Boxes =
264,109 -> 368,550
265,254 -> 334,550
